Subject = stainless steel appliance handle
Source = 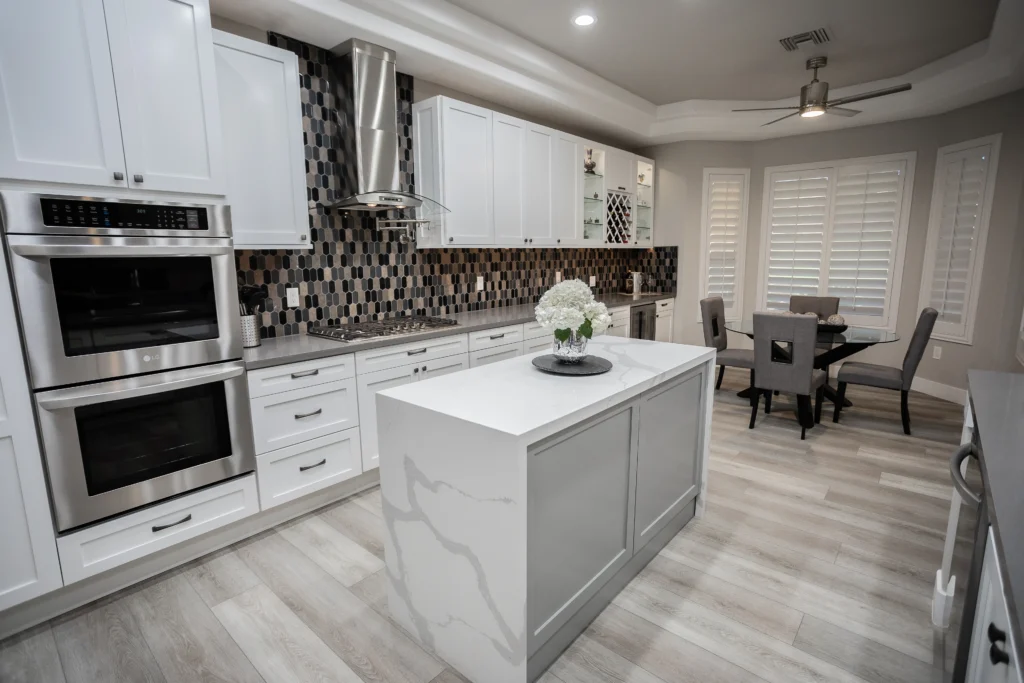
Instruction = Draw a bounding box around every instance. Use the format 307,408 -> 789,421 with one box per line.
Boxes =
950,443 -> 981,505
294,408 -> 323,420
37,362 -> 245,411
152,514 -> 192,533
9,240 -> 234,258
299,459 -> 327,472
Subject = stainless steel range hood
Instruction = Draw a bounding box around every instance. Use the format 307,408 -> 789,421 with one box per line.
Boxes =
325,39 -> 433,212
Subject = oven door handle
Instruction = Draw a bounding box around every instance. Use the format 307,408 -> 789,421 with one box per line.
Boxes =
8,240 -> 234,258
36,362 -> 245,411
950,443 -> 981,506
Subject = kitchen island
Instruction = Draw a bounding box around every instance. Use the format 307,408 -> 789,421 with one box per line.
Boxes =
376,336 -> 716,683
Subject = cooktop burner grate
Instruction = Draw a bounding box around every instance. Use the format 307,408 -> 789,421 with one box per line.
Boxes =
307,315 -> 459,342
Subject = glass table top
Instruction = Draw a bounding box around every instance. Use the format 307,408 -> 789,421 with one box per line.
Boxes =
725,316 -> 900,344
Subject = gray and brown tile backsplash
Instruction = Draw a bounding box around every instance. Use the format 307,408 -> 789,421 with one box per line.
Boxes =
236,34 -> 677,339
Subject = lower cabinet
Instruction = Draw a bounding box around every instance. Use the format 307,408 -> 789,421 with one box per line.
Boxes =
604,306 -> 631,338
966,528 -> 1022,683
256,430 -> 362,510
469,342 -> 524,367
251,379 -> 359,454
524,336 -> 553,354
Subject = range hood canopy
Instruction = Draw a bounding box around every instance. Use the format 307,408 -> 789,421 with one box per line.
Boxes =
324,39 -> 446,216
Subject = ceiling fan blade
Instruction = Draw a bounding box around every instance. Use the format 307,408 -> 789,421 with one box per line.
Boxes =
762,112 -> 800,126
827,107 -> 861,117
827,83 -> 912,108
732,106 -> 800,112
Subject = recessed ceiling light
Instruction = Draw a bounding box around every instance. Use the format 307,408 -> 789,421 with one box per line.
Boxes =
573,13 -> 596,27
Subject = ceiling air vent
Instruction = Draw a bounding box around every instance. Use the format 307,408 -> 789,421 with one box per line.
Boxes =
779,28 -> 831,52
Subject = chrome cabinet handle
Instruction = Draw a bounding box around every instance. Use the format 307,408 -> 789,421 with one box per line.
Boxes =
133,174 -> 144,183
949,443 -> 981,505
407,348 -> 428,356
152,514 -> 192,533
299,458 -> 327,472
294,408 -> 323,420
113,171 -> 124,181
489,333 -> 505,340
291,369 -> 319,379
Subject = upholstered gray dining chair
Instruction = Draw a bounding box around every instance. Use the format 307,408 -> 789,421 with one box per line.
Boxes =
789,296 -> 840,318
750,312 -> 827,440
832,308 -> 939,435
700,296 -> 754,390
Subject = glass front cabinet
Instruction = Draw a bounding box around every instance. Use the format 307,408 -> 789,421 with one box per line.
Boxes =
579,147 -> 655,248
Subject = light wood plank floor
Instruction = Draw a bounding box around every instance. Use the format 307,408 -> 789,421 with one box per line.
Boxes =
0,369 -> 965,683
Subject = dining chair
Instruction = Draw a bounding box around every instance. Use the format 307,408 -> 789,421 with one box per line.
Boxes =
700,296 -> 754,390
750,312 -> 827,440
832,308 -> 938,435
789,296 -> 840,318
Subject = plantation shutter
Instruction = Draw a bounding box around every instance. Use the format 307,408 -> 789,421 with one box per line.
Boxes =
923,142 -> 994,341
826,161 -> 907,321
764,170 -> 830,311
704,172 -> 746,318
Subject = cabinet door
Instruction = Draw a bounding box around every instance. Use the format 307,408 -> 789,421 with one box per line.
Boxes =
442,99 -> 493,245
357,365 -> 418,472
967,528 -> 1022,683
605,150 -> 635,194
523,125 -> 554,244
552,133 -> 582,246
0,0 -> 127,187
420,353 -> 470,380
634,370 -> 703,552
469,343 -> 523,368
655,312 -> 673,342
214,32 -> 308,249
104,0 -> 225,195
492,114 -> 526,246
0,249 -> 62,610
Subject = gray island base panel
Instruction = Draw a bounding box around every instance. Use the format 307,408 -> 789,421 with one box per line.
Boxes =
375,337 -> 715,683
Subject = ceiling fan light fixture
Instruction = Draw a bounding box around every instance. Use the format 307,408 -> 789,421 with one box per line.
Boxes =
800,105 -> 825,118
572,13 -> 596,26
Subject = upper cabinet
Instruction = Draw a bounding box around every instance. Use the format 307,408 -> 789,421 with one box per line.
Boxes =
414,96 -> 653,249
213,31 -> 309,250
635,157 -> 655,246
0,0 -> 225,195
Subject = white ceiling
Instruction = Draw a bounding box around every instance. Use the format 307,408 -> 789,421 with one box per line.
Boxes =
446,0 -> 999,104
209,0 -> 1024,144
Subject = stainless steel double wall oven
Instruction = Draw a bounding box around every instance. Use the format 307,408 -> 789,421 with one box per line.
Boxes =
0,191 -> 255,532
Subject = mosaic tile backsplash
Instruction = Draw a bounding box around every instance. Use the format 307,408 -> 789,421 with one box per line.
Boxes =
236,34 -> 678,339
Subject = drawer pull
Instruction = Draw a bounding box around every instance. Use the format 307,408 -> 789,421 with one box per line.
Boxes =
990,643 -> 1010,666
489,333 -> 506,340
989,623 -> 1007,644
294,408 -> 323,420
660,302 -> 669,307
407,348 -> 428,356
152,514 -> 192,533
299,458 -> 327,472
290,369 -> 320,379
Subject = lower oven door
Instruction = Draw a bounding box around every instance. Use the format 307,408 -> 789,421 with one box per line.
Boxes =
35,361 -> 255,532
6,234 -> 241,389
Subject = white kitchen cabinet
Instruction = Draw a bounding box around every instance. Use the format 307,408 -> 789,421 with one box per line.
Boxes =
0,0 -> 128,188
605,149 -> 636,195
440,99 -> 493,245
966,528 -> 1021,683
604,306 -> 631,338
251,379 -> 359,455
470,343 -> 524,367
523,125 -> 555,245
256,430 -> 362,510
552,133 -> 583,246
0,0 -> 224,195
655,298 -> 674,342
0,242 -> 63,610
492,113 -> 526,246
524,337 -> 553,354
635,157 -> 655,246
214,31 -> 308,249
104,0 -> 225,195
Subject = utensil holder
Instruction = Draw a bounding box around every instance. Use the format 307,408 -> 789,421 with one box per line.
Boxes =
240,314 -> 261,348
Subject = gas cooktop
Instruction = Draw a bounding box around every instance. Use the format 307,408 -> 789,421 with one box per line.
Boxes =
307,316 -> 459,343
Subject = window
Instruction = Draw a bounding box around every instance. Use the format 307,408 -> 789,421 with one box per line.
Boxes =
699,169 -> 749,321
918,135 -> 1001,345
757,154 -> 915,330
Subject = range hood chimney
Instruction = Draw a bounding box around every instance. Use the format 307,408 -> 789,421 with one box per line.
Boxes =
325,39 -> 428,212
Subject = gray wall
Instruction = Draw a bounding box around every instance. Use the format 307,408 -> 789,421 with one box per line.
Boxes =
643,88 -> 1024,391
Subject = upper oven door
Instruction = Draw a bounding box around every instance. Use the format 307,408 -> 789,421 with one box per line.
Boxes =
6,235 -> 241,388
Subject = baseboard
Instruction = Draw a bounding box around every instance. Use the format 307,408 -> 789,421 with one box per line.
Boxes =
827,365 -> 967,405
0,469 -> 380,641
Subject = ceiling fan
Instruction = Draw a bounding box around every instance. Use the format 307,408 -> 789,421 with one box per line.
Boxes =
733,57 -> 912,126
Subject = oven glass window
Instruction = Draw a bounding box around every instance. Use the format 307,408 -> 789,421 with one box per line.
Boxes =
51,256 -> 219,357
75,382 -> 233,496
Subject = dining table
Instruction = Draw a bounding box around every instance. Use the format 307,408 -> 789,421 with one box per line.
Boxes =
724,316 -> 901,407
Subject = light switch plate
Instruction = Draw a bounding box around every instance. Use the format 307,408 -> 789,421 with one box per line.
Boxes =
555,271 -> 562,283
476,276 -> 484,290
589,275 -> 596,287
933,345 -> 942,360
286,287 -> 300,308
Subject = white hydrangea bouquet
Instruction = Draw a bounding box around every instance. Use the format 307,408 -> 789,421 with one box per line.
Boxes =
534,279 -> 611,362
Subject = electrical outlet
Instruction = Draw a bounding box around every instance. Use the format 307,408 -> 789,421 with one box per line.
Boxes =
555,271 -> 562,283
476,275 -> 484,290
286,287 -> 300,308
589,275 -> 596,287
933,345 -> 942,360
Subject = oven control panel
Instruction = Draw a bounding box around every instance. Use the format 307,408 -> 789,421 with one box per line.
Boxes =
40,198 -> 209,231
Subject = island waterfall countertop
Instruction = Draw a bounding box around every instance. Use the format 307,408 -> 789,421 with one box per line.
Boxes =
242,292 -> 674,370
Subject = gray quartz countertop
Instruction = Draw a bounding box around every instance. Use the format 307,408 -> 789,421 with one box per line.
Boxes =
968,369 -> 1024,668
242,292 -> 675,370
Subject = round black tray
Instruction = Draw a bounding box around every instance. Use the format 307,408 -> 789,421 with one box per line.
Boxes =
531,355 -> 612,376
817,323 -> 849,334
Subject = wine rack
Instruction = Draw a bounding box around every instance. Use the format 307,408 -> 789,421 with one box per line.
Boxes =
605,190 -> 633,245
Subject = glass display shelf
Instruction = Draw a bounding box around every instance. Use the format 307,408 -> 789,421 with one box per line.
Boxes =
584,196 -> 603,203
637,182 -> 652,188
583,171 -> 604,178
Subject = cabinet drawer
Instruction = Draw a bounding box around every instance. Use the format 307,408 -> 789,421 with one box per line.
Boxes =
57,475 -> 258,584
247,354 -> 355,398
609,306 -> 631,321
355,334 -> 468,374
251,379 -> 358,454
524,337 -> 553,355
469,342 -> 524,368
523,320 -> 549,341
256,429 -> 362,509
469,324 -> 524,351
655,298 -> 675,313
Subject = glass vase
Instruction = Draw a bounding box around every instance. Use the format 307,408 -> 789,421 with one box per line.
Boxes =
552,330 -> 589,363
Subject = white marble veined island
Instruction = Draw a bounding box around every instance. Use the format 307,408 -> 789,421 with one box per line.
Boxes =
376,336 -> 716,683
